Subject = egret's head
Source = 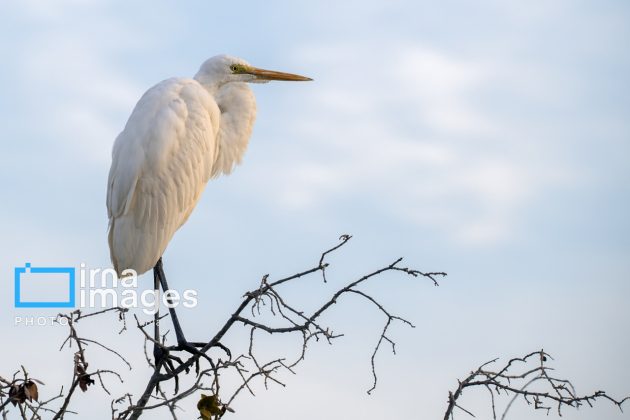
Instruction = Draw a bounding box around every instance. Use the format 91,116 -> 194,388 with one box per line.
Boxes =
195,54 -> 312,87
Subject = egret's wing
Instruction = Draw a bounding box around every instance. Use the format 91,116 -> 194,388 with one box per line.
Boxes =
107,78 -> 220,275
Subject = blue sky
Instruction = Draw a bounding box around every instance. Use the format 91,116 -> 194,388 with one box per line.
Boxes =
1,1 -> 629,419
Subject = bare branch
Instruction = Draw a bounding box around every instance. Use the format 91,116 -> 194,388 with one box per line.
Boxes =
444,349 -> 630,419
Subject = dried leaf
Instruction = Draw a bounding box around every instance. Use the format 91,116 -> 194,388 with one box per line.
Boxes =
7,381 -> 40,406
9,384 -> 20,406
78,374 -> 95,392
197,394 -> 226,420
24,381 -> 38,402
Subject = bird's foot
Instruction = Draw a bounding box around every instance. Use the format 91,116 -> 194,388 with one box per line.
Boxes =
152,344 -> 189,393
169,339 -> 232,361
153,339 -> 232,380
169,340 -> 214,367
153,344 -> 186,370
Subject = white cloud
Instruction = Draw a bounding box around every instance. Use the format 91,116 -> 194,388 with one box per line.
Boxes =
245,43 -> 578,246
19,35 -> 142,163
2,0 -> 97,21
2,1 -> 148,166
395,46 -> 497,135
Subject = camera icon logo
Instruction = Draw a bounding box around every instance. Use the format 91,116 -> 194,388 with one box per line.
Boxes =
14,263 -> 76,308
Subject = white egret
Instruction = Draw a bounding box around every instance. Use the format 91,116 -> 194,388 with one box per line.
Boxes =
106,54 -> 311,354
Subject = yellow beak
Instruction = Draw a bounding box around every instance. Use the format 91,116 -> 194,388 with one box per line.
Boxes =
247,66 -> 312,82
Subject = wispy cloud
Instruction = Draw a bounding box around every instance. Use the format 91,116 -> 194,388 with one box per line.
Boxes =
1,1 -> 153,166
20,35 -> 141,164
244,43 -> 578,245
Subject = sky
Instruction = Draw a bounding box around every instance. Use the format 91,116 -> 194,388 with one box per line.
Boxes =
1,0 -> 629,419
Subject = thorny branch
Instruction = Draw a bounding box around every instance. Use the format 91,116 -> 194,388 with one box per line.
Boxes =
6,236 -> 627,420
113,234 -> 444,419
443,349 -> 630,420
1,307 -> 129,419
3,235 -> 443,419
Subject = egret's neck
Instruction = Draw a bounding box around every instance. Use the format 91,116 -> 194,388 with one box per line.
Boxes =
208,82 -> 257,177
194,74 -> 223,97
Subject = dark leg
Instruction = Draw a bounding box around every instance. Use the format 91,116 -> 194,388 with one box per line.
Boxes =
152,257 -> 231,367
153,257 -> 220,366
152,269 -> 160,359
151,266 -> 180,383
154,258 -> 188,346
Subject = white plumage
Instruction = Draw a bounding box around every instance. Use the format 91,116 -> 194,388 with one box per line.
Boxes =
107,55 -> 310,276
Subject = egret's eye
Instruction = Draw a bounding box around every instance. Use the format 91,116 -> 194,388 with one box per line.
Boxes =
230,64 -> 239,72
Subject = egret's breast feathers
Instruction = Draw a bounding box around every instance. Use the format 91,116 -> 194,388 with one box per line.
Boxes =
211,82 -> 256,177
